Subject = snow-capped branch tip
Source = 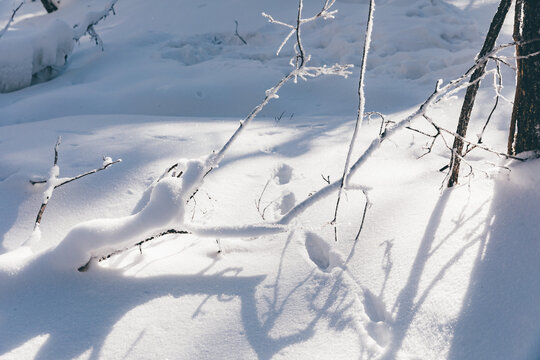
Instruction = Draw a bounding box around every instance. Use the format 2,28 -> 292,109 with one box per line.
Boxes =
73,0 -> 119,48
0,2 -> 23,39
161,0 -> 349,190
28,138 -> 121,241
263,0 -> 338,57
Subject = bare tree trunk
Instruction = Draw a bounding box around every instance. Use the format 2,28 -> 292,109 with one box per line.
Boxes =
447,0 -> 512,187
40,0 -> 58,13
509,0 -> 540,155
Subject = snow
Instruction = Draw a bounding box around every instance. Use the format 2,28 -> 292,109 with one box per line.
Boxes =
0,18 -> 73,92
0,0 -> 539,359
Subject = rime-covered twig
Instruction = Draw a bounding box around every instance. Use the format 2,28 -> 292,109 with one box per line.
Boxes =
33,137 -> 62,231
73,0 -> 118,48
234,20 -> 248,45
172,0 -> 350,191
80,0 -> 348,270
470,62 -> 503,149
30,138 -> 121,235
0,2 -> 23,39
277,44 -> 530,225
31,157 -> 122,187
331,0 -> 375,240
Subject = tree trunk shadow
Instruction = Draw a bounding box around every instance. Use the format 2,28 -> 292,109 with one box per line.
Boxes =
380,190 -> 451,360
448,162 -> 540,360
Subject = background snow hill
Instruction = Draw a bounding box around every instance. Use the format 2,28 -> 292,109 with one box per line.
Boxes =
1,0 -> 539,359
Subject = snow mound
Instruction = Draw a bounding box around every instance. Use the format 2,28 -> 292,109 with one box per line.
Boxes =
0,19 -> 73,92
48,159 -> 206,270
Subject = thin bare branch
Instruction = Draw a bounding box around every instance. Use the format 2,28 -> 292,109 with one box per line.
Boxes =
234,20 -> 248,45
78,229 -> 190,272
0,2 -> 23,39
332,0 -> 375,239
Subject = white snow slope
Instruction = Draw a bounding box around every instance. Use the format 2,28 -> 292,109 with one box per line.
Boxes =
0,0 -> 538,359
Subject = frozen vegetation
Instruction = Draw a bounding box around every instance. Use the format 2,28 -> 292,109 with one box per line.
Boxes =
0,0 -> 538,359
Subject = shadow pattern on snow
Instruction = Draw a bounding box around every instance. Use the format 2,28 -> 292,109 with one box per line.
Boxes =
0,231 -> 366,359
448,160 -> 540,360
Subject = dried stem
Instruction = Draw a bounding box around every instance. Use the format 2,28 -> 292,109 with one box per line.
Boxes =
78,229 -> 189,272
332,0 -> 375,240
0,2 -> 23,39
234,20 -> 248,45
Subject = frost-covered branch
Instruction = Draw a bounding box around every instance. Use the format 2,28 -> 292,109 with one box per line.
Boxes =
0,2 -> 23,39
27,137 -> 121,245
32,137 -> 62,233
170,0 -> 351,195
73,0 -> 118,49
277,44 -> 530,225
73,0 -> 350,270
332,0 -> 375,241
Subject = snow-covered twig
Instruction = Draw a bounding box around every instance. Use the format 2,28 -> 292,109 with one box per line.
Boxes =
277,45 -> 530,225
73,0 -> 118,49
0,2 -> 23,39
177,0 -> 350,194
29,138 -> 121,241
471,61 -> 504,148
332,0 -> 375,241
78,229 -> 189,272
74,0 -> 350,270
33,137 -> 62,232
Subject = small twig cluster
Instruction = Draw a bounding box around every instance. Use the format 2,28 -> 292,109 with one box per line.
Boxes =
76,0 -> 352,269
162,0 -> 351,200
28,136 -> 121,243
255,180 -> 273,220
73,0 -> 119,50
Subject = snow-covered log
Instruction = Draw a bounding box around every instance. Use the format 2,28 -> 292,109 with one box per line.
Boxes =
0,19 -> 73,92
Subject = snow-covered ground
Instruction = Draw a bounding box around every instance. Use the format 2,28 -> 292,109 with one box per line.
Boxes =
0,0 -> 538,359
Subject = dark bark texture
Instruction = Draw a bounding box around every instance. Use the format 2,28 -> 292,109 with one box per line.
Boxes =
40,0 -> 58,13
447,0 -> 512,187
509,0 -> 540,155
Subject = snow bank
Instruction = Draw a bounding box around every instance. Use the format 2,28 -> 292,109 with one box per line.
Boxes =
48,159 -> 206,270
0,19 -> 74,92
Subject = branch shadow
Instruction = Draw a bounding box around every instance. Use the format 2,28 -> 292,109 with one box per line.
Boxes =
448,163 -> 540,360
381,187 -> 490,359
0,229 -> 364,359
0,251 -> 265,360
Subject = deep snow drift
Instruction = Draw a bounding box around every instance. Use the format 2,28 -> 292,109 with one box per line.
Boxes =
0,0 -> 538,359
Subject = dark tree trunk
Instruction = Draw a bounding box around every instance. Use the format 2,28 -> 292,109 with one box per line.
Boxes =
509,0 -> 540,155
40,0 -> 58,13
447,0 -> 512,187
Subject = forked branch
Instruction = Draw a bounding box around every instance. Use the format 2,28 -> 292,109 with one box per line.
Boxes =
30,137 -> 121,235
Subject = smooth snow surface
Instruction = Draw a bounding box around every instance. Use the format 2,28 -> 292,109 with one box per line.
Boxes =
1,0 -> 539,359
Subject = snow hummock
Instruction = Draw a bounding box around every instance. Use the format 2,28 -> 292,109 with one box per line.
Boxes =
0,19 -> 73,92
49,159 -> 206,270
